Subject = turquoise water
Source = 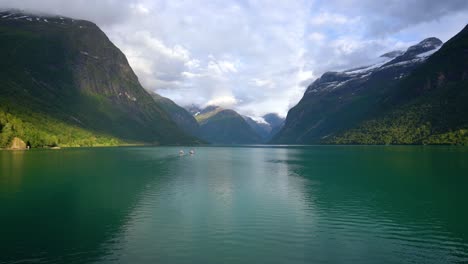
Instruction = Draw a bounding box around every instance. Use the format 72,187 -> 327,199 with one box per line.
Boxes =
1,146 -> 468,263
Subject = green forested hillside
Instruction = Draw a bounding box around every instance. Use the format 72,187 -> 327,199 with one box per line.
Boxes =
198,109 -> 261,144
328,25 -> 468,145
271,40 -> 441,144
0,106 -> 122,148
0,11 -> 196,147
273,24 -> 467,145
149,92 -> 200,137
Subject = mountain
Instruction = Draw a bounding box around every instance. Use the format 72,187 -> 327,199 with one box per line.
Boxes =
380,50 -> 404,58
190,105 -> 261,144
149,92 -> 200,137
263,113 -> 285,129
263,113 -> 285,139
328,25 -> 468,145
0,11 -> 197,147
194,105 -> 224,123
384,38 -> 442,65
243,116 -> 271,141
244,113 -> 285,142
186,104 -> 283,144
272,35 -> 445,144
185,104 -> 202,116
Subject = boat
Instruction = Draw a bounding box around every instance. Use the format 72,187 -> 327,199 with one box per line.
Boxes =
179,150 -> 185,156
189,149 -> 195,155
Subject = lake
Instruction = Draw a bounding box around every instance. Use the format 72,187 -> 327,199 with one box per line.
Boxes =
1,146 -> 468,264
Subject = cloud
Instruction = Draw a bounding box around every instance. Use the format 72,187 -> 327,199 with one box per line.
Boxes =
313,0 -> 468,36
1,0 -> 467,117
251,78 -> 275,89
310,12 -> 355,25
0,0 -> 135,25
308,32 -> 326,42
207,59 -> 239,75
206,96 -> 239,108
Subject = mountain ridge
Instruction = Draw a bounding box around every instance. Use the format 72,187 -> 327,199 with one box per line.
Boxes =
184,104 -> 284,143
196,108 -> 261,144
0,10 -> 198,147
327,25 -> 468,145
272,35 -> 446,144
273,25 -> 468,145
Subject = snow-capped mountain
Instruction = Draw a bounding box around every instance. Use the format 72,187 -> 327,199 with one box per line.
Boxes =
0,9 -> 77,26
184,104 -> 284,143
305,38 -> 443,96
273,37 -> 444,144
243,113 -> 285,142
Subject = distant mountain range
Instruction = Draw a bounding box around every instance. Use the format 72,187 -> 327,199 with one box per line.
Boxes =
197,107 -> 261,144
273,25 -> 468,145
243,113 -> 284,142
182,105 -> 284,144
1,10 -> 466,147
0,9 -> 283,148
0,10 -> 198,147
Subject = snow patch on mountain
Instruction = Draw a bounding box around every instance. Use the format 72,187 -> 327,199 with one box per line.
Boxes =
305,37 -> 443,95
416,46 -> 442,58
0,10 -> 78,26
249,116 -> 269,125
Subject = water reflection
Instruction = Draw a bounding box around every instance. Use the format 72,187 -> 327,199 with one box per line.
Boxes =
286,146 -> 468,263
0,150 -> 25,193
1,146 -> 467,264
97,147 -> 316,263
0,148 -> 170,264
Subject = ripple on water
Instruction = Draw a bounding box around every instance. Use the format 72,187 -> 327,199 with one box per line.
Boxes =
2,146 -> 468,264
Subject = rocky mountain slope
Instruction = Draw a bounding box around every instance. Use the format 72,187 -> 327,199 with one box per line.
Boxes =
196,106 -> 261,144
185,104 -> 284,144
243,114 -> 284,142
328,25 -> 468,145
0,11 -> 197,147
149,91 -> 200,137
243,116 -> 271,141
272,34 -> 447,144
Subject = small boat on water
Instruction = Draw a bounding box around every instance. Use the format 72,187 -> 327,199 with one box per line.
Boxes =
189,149 -> 195,155
179,150 -> 185,156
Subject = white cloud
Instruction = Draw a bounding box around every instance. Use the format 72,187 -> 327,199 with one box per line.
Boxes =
1,0 -> 467,117
135,31 -> 190,61
308,32 -> 326,42
207,59 -> 238,75
250,116 -> 268,124
131,3 -> 150,15
251,78 -> 275,89
181,71 -> 202,78
185,59 -> 201,70
310,12 -> 353,25
206,96 -> 238,108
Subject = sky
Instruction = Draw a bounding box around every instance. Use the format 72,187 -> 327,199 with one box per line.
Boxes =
1,0 -> 468,117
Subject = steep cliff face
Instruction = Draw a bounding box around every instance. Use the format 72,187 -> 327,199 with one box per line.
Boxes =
0,11 -> 196,146
329,25 -> 468,145
150,92 -> 200,137
272,36 -> 445,144
243,116 -> 271,141
243,113 -> 285,142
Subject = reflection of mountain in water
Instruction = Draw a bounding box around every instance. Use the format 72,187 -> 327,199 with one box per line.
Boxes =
0,148 -> 174,263
285,146 -> 468,262
1,147 -> 467,263
102,147 -> 315,263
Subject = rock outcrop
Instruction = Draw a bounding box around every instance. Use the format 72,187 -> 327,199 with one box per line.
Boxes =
10,137 -> 27,150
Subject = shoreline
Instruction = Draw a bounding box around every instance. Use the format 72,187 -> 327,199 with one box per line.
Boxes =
1,143 -> 467,151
